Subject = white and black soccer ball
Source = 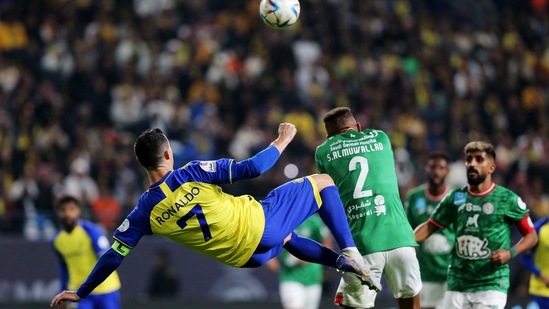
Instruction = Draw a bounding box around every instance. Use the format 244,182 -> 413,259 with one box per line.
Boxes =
259,0 -> 300,29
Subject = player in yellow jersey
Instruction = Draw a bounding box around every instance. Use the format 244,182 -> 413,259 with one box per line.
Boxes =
520,216 -> 549,308
51,123 -> 380,307
52,196 -> 121,309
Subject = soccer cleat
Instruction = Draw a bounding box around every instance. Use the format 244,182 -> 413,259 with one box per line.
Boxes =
336,254 -> 382,292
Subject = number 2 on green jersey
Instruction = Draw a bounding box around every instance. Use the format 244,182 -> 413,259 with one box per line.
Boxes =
349,156 -> 372,199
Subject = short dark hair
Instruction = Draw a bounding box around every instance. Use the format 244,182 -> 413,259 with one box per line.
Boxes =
322,107 -> 355,137
54,195 -> 80,210
134,128 -> 168,169
463,141 -> 496,160
428,151 -> 451,164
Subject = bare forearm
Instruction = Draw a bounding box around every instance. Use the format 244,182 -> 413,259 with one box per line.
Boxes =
512,231 -> 538,256
414,221 -> 440,243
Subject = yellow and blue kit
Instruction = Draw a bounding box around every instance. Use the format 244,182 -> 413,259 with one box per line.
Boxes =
52,220 -> 121,308
520,217 -> 549,308
75,145 -> 352,298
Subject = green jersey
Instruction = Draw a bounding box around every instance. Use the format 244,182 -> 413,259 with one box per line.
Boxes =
314,129 -> 417,254
405,184 -> 454,282
279,215 -> 327,286
430,184 -> 529,293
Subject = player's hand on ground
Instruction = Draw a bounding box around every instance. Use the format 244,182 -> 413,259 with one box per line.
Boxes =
50,290 -> 81,307
490,249 -> 511,264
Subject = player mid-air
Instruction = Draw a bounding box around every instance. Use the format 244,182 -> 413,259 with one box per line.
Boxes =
50,122 -> 380,307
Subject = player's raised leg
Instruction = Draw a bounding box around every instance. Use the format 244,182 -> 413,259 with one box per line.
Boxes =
286,174 -> 381,292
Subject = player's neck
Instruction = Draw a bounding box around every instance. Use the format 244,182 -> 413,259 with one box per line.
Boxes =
467,181 -> 495,195
427,184 -> 448,197
148,167 -> 173,184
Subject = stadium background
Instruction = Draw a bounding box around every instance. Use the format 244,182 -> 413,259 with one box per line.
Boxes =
0,0 -> 547,308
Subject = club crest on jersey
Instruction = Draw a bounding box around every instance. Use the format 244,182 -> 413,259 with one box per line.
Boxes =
199,161 -> 216,172
454,192 -> 466,205
482,203 -> 494,215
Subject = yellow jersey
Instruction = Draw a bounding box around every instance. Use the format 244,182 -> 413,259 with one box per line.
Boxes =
52,221 -> 121,294
113,158 -> 266,267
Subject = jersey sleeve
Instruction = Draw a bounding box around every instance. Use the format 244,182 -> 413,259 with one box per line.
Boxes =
113,199 -> 152,251
504,194 -> 530,221
430,191 -> 456,229
519,218 -> 549,277
179,145 -> 280,184
76,248 -> 124,298
81,221 -> 111,255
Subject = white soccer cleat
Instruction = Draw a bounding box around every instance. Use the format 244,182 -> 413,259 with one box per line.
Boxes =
335,253 -> 381,292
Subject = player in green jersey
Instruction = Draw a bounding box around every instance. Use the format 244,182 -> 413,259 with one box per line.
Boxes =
405,152 -> 454,309
315,107 -> 421,309
414,141 -> 538,309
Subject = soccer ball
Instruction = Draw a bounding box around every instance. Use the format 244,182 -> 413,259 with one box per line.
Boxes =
259,0 -> 300,29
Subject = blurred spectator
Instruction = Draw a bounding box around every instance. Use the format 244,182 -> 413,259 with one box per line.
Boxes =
91,181 -> 122,233
62,157 -> 99,219
228,110 -> 265,160
0,168 -> 18,234
10,166 -> 45,240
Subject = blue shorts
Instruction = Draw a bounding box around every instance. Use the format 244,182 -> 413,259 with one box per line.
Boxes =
243,176 -> 321,267
77,290 -> 120,309
534,295 -> 549,309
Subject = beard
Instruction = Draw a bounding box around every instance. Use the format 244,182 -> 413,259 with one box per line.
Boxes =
467,170 -> 486,186
428,176 -> 444,187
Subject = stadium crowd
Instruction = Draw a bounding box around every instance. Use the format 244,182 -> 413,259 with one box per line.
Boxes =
0,0 -> 548,299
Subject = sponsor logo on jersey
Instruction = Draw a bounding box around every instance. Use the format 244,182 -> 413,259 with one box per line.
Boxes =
373,195 -> 387,216
199,161 -> 216,172
458,203 -> 482,213
346,195 -> 388,220
466,214 -> 479,228
456,235 -> 491,259
415,198 -> 427,215
454,192 -> 466,205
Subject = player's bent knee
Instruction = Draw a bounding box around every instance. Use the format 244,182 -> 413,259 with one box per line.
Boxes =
310,174 -> 335,191
283,233 -> 292,245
